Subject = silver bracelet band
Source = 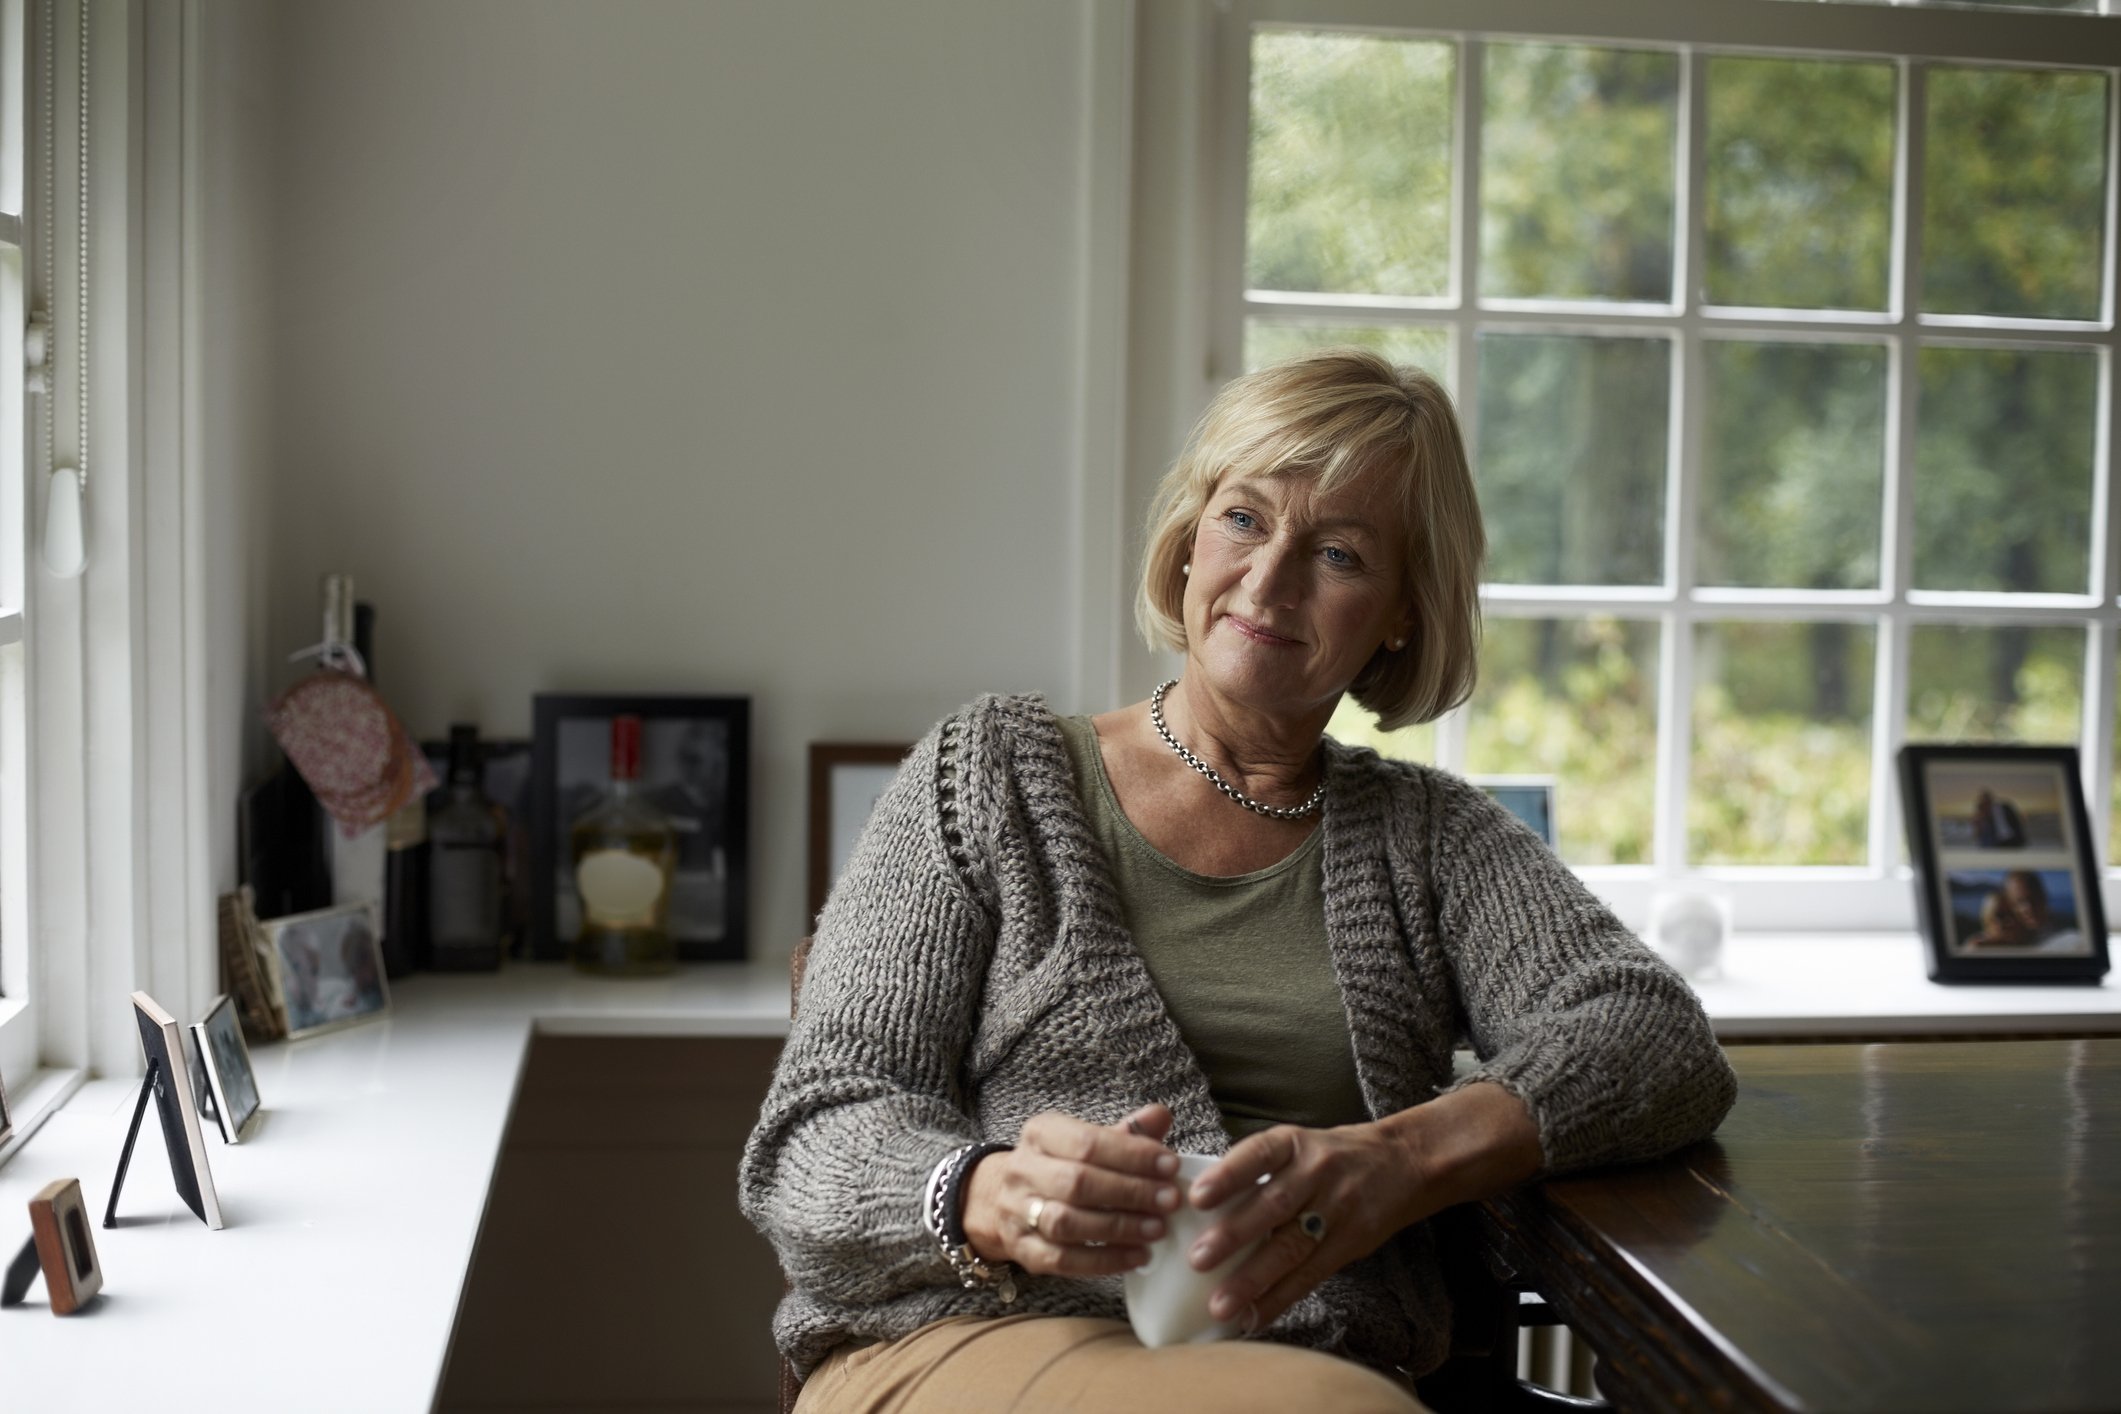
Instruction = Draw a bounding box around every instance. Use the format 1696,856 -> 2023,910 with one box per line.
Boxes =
921,1141 -> 1017,1304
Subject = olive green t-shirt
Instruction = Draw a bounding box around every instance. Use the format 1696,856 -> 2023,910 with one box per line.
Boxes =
1056,714 -> 1370,1142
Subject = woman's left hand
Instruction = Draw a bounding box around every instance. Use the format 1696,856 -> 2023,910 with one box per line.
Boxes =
1183,1121 -> 1428,1334
1184,1084 -> 1543,1335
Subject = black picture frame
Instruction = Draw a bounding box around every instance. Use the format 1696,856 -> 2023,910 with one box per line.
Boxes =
420,735 -> 534,959
128,992 -> 225,1229
530,694 -> 750,962
1898,744 -> 2111,985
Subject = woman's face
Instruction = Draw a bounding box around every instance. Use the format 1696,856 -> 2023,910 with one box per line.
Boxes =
1183,468 -> 1413,720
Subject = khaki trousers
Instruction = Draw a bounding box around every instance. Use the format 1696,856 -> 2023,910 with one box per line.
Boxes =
794,1315 -> 1432,1414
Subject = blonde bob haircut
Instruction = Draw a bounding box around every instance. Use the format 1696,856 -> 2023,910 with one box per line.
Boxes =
1135,348 -> 1485,732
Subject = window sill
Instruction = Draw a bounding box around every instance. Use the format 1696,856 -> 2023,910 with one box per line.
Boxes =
1690,930 -> 2120,1039
0,1063 -> 87,1170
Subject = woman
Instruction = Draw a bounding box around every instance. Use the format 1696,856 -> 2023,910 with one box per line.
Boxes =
741,349 -> 1736,1412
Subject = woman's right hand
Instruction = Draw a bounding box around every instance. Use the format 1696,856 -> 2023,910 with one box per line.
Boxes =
960,1103 -> 1183,1276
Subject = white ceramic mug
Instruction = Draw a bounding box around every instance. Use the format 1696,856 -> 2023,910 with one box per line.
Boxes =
1123,1153 -> 1263,1348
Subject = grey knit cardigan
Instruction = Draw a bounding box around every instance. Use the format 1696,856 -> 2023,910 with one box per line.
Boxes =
740,694 -> 1736,1380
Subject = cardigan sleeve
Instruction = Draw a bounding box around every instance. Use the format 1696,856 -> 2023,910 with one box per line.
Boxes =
737,716 -> 995,1306
1423,770 -> 1737,1177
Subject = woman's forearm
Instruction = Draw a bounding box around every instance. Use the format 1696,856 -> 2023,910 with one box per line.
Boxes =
1376,1080 -> 1543,1219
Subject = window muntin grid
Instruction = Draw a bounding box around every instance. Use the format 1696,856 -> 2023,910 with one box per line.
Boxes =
1225,12 -> 2120,904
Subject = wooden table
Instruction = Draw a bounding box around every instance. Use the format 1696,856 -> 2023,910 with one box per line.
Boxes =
1481,1040 -> 2121,1413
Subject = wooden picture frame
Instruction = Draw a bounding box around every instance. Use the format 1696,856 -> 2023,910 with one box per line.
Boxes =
3,1179 -> 104,1314
1898,744 -> 2110,984
531,694 -> 752,961
807,743 -> 913,923
259,902 -> 392,1040
218,886 -> 287,1042
190,995 -> 264,1143
129,993 -> 225,1229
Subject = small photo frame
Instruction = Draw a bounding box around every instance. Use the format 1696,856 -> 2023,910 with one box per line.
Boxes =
260,902 -> 392,1039
531,694 -> 752,961
3,1179 -> 103,1314
808,743 -> 913,923
1472,775 -> 1558,851
0,1065 -> 12,1149
189,995 -> 263,1143
129,992 -> 225,1229
1898,744 -> 2110,984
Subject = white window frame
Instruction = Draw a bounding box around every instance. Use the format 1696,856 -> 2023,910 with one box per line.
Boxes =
1152,0 -> 2121,931
0,0 -> 34,1101
2,0 -> 214,1153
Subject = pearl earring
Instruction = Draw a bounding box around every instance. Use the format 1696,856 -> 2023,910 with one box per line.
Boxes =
1182,563 -> 1191,576
1389,638 -> 1407,651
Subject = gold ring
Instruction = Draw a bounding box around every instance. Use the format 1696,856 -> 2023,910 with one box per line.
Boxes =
1027,1195 -> 1048,1237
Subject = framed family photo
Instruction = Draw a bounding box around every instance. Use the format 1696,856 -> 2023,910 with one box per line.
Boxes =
260,902 -> 393,1039
807,743 -> 912,922
1898,744 -> 2110,984
190,995 -> 265,1143
531,694 -> 751,961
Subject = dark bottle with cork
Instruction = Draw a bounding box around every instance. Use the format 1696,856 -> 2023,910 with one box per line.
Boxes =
427,724 -> 505,970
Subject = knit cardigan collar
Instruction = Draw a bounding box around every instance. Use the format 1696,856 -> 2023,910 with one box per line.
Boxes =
976,694 -> 1457,1152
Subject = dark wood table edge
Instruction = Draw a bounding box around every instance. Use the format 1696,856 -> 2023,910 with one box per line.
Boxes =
1717,1029 -> 2119,1046
1478,1182 -> 1804,1414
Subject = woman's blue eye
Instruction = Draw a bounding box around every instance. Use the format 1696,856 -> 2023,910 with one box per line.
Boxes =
1226,510 -> 1257,531
1323,546 -> 1354,567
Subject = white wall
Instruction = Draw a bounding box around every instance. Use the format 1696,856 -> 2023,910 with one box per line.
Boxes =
265,0 -> 1119,958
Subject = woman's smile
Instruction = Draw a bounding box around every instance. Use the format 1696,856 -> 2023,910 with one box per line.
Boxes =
1222,613 -> 1302,647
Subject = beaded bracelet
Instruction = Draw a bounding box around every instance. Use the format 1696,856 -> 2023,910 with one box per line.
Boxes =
921,1141 -> 1017,1304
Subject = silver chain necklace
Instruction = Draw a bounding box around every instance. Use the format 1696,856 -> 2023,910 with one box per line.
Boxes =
1149,679 -> 1325,821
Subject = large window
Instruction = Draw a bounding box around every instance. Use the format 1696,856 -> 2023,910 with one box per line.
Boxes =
1218,0 -> 2121,926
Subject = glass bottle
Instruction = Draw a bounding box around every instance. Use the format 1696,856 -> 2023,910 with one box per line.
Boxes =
569,714 -> 678,974
428,723 -> 504,970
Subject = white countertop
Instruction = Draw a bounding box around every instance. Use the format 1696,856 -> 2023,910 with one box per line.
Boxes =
2,962 -> 792,1414
2,936 -> 2115,1412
